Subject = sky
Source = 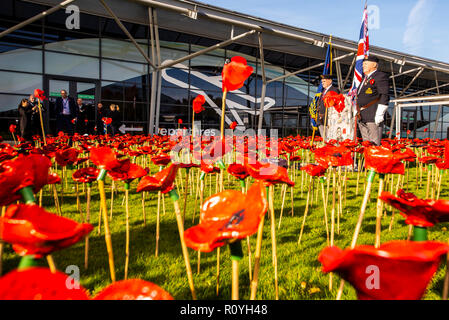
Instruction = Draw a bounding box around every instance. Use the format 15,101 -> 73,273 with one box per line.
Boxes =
197,0 -> 449,63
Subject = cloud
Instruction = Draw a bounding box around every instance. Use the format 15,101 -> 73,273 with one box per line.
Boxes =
402,0 -> 434,53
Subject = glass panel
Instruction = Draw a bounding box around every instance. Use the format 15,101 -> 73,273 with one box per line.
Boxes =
49,80 -> 69,98
160,87 -> 189,105
76,82 -> 96,100
101,59 -> 147,82
0,93 -> 28,113
45,37 -> 99,57
0,71 -> 42,95
123,102 -> 146,122
101,81 -> 123,101
0,48 -> 42,73
45,52 -> 99,78
101,39 -> 148,63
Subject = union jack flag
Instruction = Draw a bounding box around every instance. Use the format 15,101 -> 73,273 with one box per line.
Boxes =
349,3 -> 369,101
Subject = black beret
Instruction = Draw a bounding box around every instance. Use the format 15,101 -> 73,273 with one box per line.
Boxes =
320,74 -> 333,80
364,56 -> 379,63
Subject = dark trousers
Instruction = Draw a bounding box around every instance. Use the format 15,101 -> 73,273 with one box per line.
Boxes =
56,114 -> 74,136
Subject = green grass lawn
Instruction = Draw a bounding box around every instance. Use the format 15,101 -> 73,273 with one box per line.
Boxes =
2,162 -> 449,300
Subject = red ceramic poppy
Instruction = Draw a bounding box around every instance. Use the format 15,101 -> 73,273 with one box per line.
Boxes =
184,181 -> 268,252
102,117 -> 112,125
108,161 -> 147,183
227,163 -> 249,180
369,79 -> 375,85
318,241 -> 449,300
364,146 -> 409,174
0,204 -> 93,258
93,279 -> 174,300
55,147 -> 80,167
178,119 -> 183,124
313,145 -> 353,167
192,95 -> 205,114
198,137 -> 233,164
300,164 -> 328,177
200,161 -> 220,174
136,163 -> 179,194
436,141 -> 449,170
72,167 -> 100,184
379,189 -> 449,227
9,124 -> 16,134
323,91 -> 346,113
0,154 -> 60,206
245,160 -> 295,187
289,155 -> 301,162
151,153 -> 172,166
424,128 -> 428,133
230,121 -> 237,130
221,56 -> 254,92
90,146 -> 123,171
0,267 -> 89,300
419,156 -> 439,165
33,89 -> 47,101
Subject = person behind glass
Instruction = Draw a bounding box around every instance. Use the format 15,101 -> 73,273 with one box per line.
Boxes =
109,104 -> 122,135
55,89 -> 77,135
18,98 -> 34,142
75,98 -> 89,135
356,56 -> 390,146
95,102 -> 109,135
317,74 -> 340,139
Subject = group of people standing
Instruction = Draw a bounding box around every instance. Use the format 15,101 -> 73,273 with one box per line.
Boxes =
316,56 -> 389,146
17,89 -> 123,141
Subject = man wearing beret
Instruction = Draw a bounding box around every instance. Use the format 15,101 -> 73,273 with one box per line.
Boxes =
317,74 -> 340,138
356,56 -> 390,146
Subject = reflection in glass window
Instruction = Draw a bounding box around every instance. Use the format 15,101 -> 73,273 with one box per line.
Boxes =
45,38 -> 100,57
45,52 -> 99,78
101,38 -> 148,63
101,59 -> 147,82
0,93 -> 29,113
101,81 -> 123,101
160,87 -> 189,105
0,48 -> 42,73
0,71 -> 42,96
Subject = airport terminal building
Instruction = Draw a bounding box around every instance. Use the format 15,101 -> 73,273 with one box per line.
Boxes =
2,0 -> 449,139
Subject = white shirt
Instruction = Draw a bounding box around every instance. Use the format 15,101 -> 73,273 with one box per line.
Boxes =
62,98 -> 70,115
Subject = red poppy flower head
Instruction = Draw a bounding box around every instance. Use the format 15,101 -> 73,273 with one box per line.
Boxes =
227,163 -> 249,180
72,167 -> 100,184
9,124 -> 16,134
184,181 -> 268,252
192,95 -> 206,114
33,89 -> 47,101
379,189 -> 449,227
364,146 -> 406,174
102,117 -> 112,125
407,130 -> 411,135
0,204 -> 93,258
300,163 -> 328,177
55,148 -> 80,167
230,121 -> 238,130
245,160 -> 295,187
90,146 -> 122,171
221,56 -> 254,92
319,241 -> 449,300
323,91 -> 346,113
0,267 -> 90,300
93,279 -> 174,300
424,128 -> 428,133
369,79 -> 375,85
178,119 -> 183,124
71,119 -> 76,124
136,163 -> 179,194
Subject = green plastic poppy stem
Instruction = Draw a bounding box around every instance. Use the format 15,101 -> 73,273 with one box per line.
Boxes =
217,159 -> 226,170
124,182 -> 130,190
240,179 -> 245,189
96,168 -> 107,181
367,170 -> 376,183
169,189 -> 180,202
18,255 -> 38,270
413,226 -> 428,241
229,240 -> 243,261
19,186 -> 36,204
200,171 -> 206,181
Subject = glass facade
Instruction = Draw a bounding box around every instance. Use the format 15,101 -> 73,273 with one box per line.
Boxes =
1,0 -> 449,138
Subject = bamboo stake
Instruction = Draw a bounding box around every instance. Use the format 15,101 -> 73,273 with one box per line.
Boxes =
124,184 -> 130,280
298,176 -> 313,245
336,170 -> 376,300
84,184 -> 91,269
269,185 -> 279,300
375,174 -> 385,248
250,215 -> 265,300
97,171 -> 116,283
46,255 -> 57,273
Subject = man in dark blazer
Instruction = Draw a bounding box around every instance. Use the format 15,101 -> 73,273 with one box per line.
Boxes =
356,56 -> 390,146
55,89 -> 77,135
317,74 -> 340,139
